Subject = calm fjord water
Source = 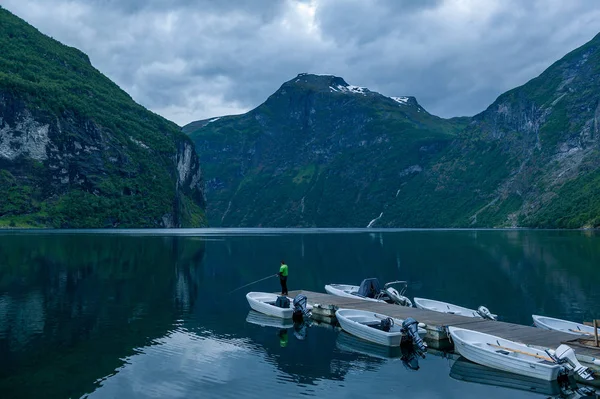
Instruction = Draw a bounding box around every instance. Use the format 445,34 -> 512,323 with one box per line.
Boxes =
1,229 -> 599,399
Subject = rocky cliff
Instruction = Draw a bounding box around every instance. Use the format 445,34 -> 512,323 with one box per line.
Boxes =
418,32 -> 600,228
0,7 -> 207,228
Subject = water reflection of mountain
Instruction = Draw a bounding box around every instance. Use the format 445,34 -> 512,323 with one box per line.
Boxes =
239,314 -> 373,385
193,230 -> 600,326
241,313 -> 423,383
336,330 -> 401,361
449,356 -> 562,397
336,330 -> 424,372
449,356 -> 600,398
0,234 -> 206,399
174,230 -> 600,388
246,310 -> 294,329
468,230 -> 600,324
2,230 -> 600,398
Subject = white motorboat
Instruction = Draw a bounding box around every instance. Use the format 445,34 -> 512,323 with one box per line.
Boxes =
448,326 -> 595,382
325,278 -> 413,307
246,292 -> 313,319
413,297 -> 497,320
246,310 -> 294,329
532,314 -> 597,336
335,308 -> 427,351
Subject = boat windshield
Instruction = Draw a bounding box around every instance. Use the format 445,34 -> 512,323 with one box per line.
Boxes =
358,278 -> 381,298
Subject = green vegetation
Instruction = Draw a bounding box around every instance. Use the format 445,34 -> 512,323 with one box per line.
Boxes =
0,170 -> 39,218
0,7 -> 206,228
0,7 -> 172,151
293,164 -> 317,184
529,170 -> 600,228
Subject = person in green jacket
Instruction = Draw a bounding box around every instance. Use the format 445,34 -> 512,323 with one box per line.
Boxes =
278,260 -> 288,295
278,329 -> 288,347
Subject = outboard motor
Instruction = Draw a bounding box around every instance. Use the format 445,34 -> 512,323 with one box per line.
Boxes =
294,320 -> 308,340
379,317 -> 394,332
546,344 -> 595,381
400,344 -> 421,371
555,376 -> 597,399
292,294 -> 311,323
384,287 -> 413,307
401,317 -> 427,353
476,306 -> 496,320
567,385 -> 597,398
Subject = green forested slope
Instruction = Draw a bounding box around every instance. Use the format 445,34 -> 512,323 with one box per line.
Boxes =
0,7 -> 207,228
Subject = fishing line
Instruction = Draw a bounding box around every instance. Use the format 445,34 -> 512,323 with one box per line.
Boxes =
227,274 -> 278,294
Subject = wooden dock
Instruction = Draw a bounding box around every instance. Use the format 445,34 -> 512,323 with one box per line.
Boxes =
288,290 -> 600,367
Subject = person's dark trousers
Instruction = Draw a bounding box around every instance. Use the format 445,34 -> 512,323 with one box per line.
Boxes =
280,276 -> 288,295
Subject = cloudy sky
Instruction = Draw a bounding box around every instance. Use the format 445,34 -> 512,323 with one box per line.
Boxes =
3,0 -> 600,126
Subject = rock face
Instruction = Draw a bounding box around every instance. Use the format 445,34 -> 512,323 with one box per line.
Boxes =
0,7 -> 207,228
422,32 -> 600,228
185,73 -> 466,227
186,32 -> 600,229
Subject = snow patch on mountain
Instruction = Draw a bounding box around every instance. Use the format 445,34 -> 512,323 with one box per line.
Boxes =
330,84 -> 368,95
391,96 -> 409,105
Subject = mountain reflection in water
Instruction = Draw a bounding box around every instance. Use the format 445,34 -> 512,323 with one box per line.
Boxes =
1,229 -> 599,398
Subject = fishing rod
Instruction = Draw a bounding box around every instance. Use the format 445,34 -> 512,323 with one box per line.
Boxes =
227,274 -> 278,294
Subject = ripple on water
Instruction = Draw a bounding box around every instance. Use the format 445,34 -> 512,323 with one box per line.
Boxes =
0,294 -> 11,338
85,327 -> 289,399
80,320 -> 564,399
0,291 -> 45,347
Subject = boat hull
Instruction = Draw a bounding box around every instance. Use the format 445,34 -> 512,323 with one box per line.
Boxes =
414,297 -> 480,317
325,284 -> 384,303
448,327 -> 561,381
246,292 -> 294,318
336,308 -> 425,347
532,314 -> 596,336
414,297 -> 497,319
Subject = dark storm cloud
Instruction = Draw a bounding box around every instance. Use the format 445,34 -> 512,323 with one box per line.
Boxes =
311,0 -> 600,117
3,0 -> 600,125
86,0 -> 288,20
314,0 -> 442,45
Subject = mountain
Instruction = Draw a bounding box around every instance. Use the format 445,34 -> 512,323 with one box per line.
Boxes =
185,32 -> 600,229
184,73 -> 467,227
0,7 -> 207,228
416,31 -> 600,228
